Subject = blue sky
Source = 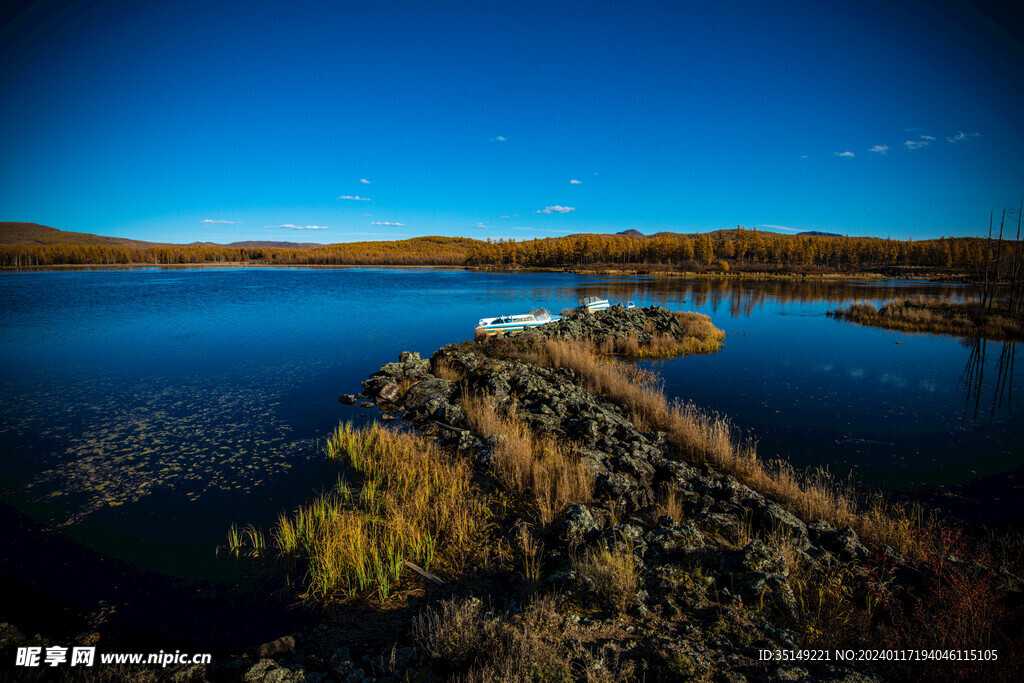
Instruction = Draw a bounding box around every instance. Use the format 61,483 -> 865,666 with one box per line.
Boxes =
1,0 -> 1021,244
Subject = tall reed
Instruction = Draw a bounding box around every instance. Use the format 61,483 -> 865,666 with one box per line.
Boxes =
275,422 -> 486,601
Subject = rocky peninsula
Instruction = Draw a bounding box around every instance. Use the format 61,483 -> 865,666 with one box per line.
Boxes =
10,305 -> 1016,681
235,305 -> 1019,681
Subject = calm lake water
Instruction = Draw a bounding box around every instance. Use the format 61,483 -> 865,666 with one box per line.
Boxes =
0,268 -> 1021,650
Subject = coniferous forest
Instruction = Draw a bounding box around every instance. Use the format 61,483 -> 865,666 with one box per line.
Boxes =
3,222 -> 1024,286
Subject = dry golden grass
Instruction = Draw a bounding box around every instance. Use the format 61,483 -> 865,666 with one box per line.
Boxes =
657,486 -> 685,525
413,595 -> 578,681
532,337 -> 925,559
830,297 -> 1024,340
575,538 -> 640,614
432,358 -> 465,382
590,311 -> 724,359
515,521 -> 544,585
460,389 -> 593,526
274,422 -> 487,601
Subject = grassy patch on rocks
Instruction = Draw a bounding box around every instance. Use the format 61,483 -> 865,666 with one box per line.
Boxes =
520,305 -> 725,359
460,389 -> 594,527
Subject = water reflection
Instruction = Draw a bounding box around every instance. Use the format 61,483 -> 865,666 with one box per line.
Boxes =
568,276 -> 972,318
961,339 -> 1018,427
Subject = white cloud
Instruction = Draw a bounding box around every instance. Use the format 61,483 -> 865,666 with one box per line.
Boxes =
570,179 -> 582,184
537,205 -> 575,214
338,195 -> 371,201
868,145 -> 889,154
904,134 -> 937,150
265,224 -> 330,230
360,213 -> 372,217
201,218 -> 240,224
834,151 -> 855,158
370,221 -> 405,226
490,135 -> 507,142
759,224 -> 802,232
947,131 -> 980,143
475,222 -> 489,228
499,215 -> 511,219
359,178 -> 371,184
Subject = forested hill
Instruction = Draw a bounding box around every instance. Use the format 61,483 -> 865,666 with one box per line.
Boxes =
0,222 -> 164,248
0,223 -> 325,250
1,222 -> 1018,277
0,224 -> 483,266
465,228 -> 1013,276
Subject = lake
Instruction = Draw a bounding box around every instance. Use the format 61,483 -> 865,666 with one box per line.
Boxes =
0,268 -> 1020,650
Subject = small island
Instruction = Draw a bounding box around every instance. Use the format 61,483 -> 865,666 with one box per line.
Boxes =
829,297 -> 1024,340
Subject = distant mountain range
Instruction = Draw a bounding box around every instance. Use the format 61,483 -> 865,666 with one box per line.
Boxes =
0,222 -> 168,247
616,228 -> 844,238
0,223 -> 325,249
186,240 -> 325,249
1,222 -> 849,250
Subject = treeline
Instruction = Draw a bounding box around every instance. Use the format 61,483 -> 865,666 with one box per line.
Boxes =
464,228 -> 1017,276
0,236 -> 479,267
3,226 -> 1021,279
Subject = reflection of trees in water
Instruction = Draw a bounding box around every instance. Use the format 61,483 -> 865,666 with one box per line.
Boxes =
569,277 -> 971,318
960,338 -> 1017,427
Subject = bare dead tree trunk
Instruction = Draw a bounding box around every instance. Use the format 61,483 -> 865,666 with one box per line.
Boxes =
1010,201 -> 1023,315
988,209 -> 1006,311
981,212 -> 994,308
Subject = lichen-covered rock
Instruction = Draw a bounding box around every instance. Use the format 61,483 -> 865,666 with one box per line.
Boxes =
257,635 -> 296,658
401,377 -> 454,419
722,539 -> 789,580
759,501 -> 810,549
646,524 -> 705,558
557,503 -> 603,546
821,525 -> 869,562
244,659 -> 318,683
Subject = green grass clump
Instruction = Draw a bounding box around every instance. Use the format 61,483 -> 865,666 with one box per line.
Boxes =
274,422 -> 487,601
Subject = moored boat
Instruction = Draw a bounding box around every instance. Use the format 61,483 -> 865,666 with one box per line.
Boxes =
475,308 -> 561,337
580,296 -> 610,311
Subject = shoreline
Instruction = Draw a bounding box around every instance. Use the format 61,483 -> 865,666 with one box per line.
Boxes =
0,262 -> 980,286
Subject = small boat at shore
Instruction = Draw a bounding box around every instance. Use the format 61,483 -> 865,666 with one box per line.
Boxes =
580,296 -> 610,311
475,308 -> 562,337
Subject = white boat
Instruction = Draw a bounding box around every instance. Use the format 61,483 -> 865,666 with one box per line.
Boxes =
475,308 -> 562,336
580,296 -> 610,311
